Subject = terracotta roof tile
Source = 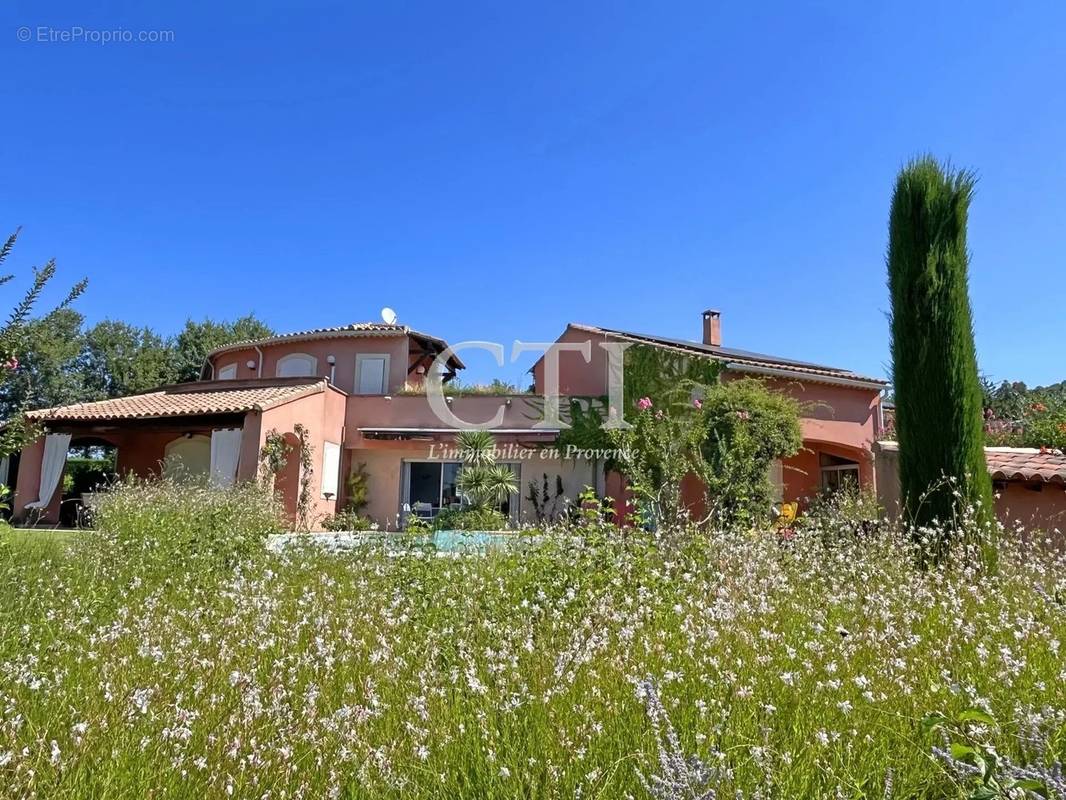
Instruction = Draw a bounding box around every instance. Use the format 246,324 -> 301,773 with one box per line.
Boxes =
879,442 -> 1066,484
26,378 -> 327,422
986,447 -> 1066,484
568,323 -> 887,388
206,322 -> 464,370
210,322 -> 408,354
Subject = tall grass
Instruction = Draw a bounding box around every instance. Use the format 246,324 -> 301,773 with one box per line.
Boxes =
0,482 -> 1063,798
89,476 -> 282,571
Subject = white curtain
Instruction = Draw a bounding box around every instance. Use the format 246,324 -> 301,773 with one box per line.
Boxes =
26,433 -> 72,509
209,428 -> 243,488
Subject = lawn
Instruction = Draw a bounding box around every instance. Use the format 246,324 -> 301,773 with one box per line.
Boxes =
1,501 -> 1064,798
1,524 -> 76,553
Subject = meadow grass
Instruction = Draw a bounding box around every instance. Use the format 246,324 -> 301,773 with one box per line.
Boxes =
0,485 -> 1064,798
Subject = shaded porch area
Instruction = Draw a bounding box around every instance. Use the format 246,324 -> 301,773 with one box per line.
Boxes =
10,377 -> 340,527
12,413 -> 259,525
781,439 -> 874,507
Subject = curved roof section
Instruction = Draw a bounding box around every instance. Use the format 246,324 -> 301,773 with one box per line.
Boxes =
206,322 -> 465,371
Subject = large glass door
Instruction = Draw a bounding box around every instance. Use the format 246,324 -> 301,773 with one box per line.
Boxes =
407,462 -> 442,512
403,461 -> 520,520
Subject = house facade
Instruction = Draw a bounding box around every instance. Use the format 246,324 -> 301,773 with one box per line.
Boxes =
11,311 -> 888,529
535,311 -> 888,520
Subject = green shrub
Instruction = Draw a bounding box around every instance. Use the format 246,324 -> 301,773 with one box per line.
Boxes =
433,506 -> 508,531
91,477 -> 282,571
344,462 -> 370,513
321,509 -> 376,531
403,514 -> 432,534
700,378 -> 803,529
796,485 -> 883,539
63,457 -> 117,495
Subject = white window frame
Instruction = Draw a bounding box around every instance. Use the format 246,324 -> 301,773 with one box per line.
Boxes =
820,463 -> 860,492
321,442 -> 341,499
217,362 -> 238,380
354,353 -> 391,395
276,353 -> 318,378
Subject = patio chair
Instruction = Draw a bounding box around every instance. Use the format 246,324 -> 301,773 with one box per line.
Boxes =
773,501 -> 798,528
79,492 -> 101,528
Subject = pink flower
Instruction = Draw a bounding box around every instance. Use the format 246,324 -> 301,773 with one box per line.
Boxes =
3,357 -> 18,370
735,410 -> 750,421
693,398 -> 702,409
636,397 -> 653,411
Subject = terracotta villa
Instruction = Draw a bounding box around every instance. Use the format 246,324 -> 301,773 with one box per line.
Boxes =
9,310 -> 893,528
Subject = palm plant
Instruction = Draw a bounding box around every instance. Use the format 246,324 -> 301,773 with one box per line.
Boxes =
454,430 -> 517,510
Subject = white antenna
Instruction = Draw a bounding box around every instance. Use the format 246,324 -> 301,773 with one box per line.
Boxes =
380,307 -> 398,325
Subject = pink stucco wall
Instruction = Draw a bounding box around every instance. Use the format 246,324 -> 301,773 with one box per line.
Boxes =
209,335 -> 414,394
531,325 -> 614,397
12,437 -> 56,520
257,385 -> 347,526
995,482 -> 1066,538
875,444 -> 1066,541
344,395 -> 552,447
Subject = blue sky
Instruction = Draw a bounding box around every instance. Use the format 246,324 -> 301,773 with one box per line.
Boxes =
2,2 -> 1064,388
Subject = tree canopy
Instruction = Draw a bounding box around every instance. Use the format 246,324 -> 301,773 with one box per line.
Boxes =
0,311 -> 274,420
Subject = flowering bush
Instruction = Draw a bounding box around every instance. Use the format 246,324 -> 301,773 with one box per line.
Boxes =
700,378 -> 802,528
609,379 -> 802,529
89,477 -> 282,572
1,511 -> 1064,798
984,395 -> 1066,451
608,395 -> 712,526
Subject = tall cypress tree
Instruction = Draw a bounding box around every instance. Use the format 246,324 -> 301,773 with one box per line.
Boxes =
887,157 -> 994,562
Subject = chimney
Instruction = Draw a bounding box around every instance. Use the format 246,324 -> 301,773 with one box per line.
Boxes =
702,309 -> 721,347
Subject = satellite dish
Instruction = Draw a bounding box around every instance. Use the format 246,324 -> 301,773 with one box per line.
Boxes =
380,307 -> 398,325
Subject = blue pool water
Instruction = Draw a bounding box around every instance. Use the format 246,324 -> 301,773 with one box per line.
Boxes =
266,530 -> 531,554
425,530 -> 514,552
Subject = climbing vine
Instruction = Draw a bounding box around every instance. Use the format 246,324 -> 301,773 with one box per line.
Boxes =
257,428 -> 291,491
556,345 -> 722,469
344,462 -> 370,513
292,423 -> 315,532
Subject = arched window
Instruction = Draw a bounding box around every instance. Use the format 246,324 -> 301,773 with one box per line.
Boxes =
276,353 -> 318,378
164,435 -> 211,479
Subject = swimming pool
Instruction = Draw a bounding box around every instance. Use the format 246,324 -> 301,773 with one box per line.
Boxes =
266,530 -> 535,555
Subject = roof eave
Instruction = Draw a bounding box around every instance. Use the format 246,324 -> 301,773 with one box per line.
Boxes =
206,327 -> 410,358
724,362 -> 888,391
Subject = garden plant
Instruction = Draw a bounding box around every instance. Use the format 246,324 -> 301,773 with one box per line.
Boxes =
1,480 -> 1064,799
